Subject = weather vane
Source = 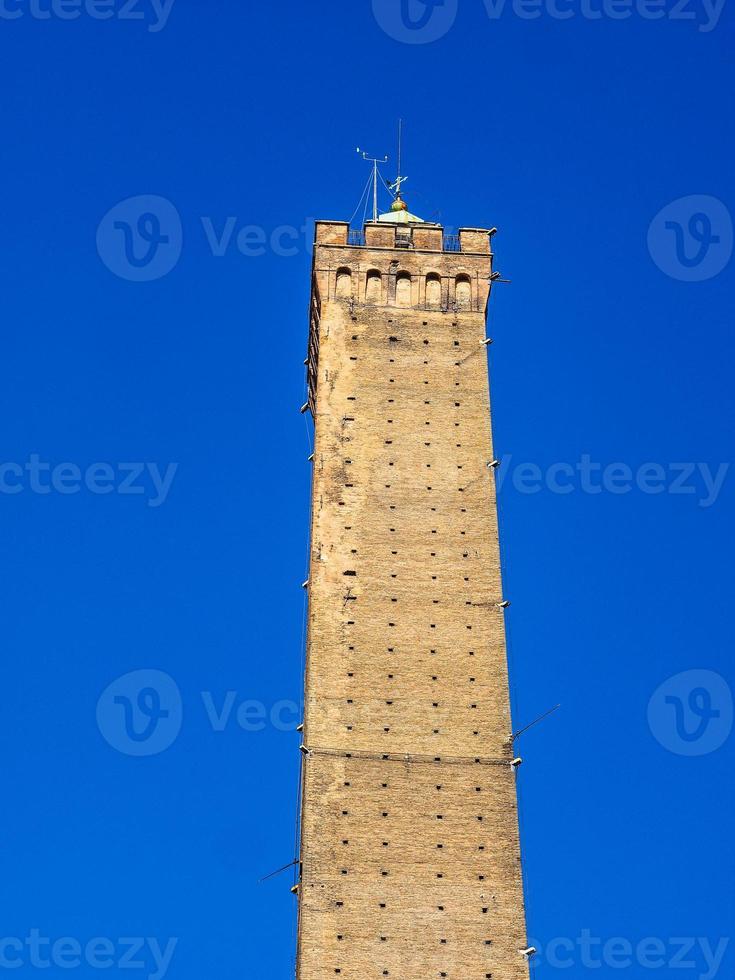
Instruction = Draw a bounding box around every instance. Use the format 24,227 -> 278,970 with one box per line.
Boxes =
388,118 -> 409,205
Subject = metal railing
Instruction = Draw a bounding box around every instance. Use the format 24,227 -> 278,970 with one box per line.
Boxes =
443,234 -> 461,252
347,229 -> 365,247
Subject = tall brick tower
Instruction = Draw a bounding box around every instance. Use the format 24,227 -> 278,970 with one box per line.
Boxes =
296,189 -> 530,979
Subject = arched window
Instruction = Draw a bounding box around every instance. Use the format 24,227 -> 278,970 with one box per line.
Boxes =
396,273 -> 412,308
365,270 -> 382,304
426,274 -> 441,308
456,275 -> 472,309
336,268 -> 353,299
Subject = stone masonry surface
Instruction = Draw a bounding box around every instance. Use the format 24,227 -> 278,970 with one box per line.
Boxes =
296,220 -> 530,980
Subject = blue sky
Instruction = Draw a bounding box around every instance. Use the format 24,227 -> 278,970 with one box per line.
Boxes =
0,1 -> 733,978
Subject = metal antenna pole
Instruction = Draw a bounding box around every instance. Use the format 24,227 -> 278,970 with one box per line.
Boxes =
387,120 -> 408,203
397,118 -> 403,187
356,148 -> 389,222
373,158 -> 378,223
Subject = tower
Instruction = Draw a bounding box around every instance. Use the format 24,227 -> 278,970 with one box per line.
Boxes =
296,189 -> 530,978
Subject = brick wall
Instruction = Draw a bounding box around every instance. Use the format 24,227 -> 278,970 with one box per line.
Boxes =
296,225 -> 529,980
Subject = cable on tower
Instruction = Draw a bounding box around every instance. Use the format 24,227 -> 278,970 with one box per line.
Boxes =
511,704 -> 561,743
